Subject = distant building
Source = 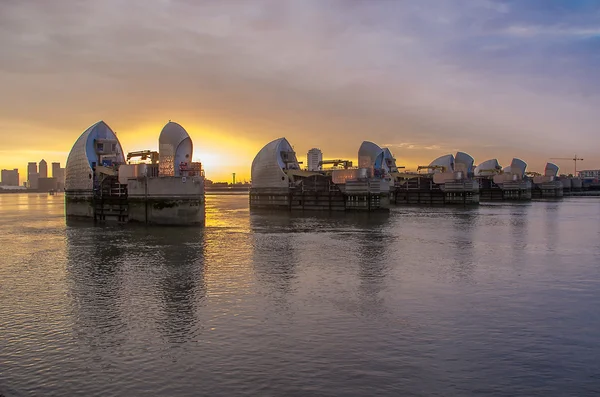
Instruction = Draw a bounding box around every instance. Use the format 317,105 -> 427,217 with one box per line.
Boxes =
51,162 -> 66,190
52,162 -> 61,178
38,177 -> 58,192
27,162 -> 37,181
1,169 -> 19,186
39,159 -> 48,178
27,162 -> 37,188
578,170 -> 600,179
56,168 -> 66,191
307,148 -> 323,171
51,162 -> 65,190
28,172 -> 39,189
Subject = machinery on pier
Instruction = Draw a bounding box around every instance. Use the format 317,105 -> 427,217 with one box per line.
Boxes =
127,150 -> 159,164
318,159 -> 353,169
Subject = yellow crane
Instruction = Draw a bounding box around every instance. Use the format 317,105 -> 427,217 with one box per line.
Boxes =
127,150 -> 159,164
477,168 -> 502,175
550,155 -> 583,175
416,165 -> 447,173
318,159 -> 353,169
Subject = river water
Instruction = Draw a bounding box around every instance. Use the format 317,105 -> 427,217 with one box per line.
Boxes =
1,193 -> 599,396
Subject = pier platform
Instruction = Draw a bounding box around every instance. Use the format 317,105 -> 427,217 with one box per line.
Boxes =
392,176 -> 479,205
250,175 -> 388,212
478,179 -> 532,201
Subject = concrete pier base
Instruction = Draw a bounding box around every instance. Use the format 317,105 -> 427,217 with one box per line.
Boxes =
393,189 -> 478,205
393,177 -> 479,205
127,199 -> 204,225
479,179 -> 532,201
127,176 -> 205,225
532,181 -> 564,199
249,177 -> 389,212
65,190 -> 95,219
65,175 -> 205,226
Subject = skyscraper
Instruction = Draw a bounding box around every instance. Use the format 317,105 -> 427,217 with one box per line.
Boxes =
28,173 -> 39,189
1,169 -> 19,186
56,167 -> 66,190
307,148 -> 323,171
27,162 -> 37,176
52,162 -> 60,178
27,162 -> 37,186
39,159 -> 48,178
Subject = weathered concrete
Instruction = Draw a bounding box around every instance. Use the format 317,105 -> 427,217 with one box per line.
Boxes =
249,177 -> 390,211
127,199 -> 204,225
532,181 -> 564,199
290,190 -> 347,211
65,176 -> 205,225
479,178 -> 532,201
393,177 -> 479,205
344,179 -> 390,211
249,187 -> 291,210
65,190 -> 94,219
127,176 -> 205,225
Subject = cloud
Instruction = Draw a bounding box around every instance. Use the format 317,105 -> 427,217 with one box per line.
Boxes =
504,25 -> 600,37
0,0 -> 599,179
383,143 -> 443,151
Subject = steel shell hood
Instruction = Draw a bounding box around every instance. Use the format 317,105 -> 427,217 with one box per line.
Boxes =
509,158 -> 527,178
159,121 -> 193,176
545,162 -> 559,177
429,154 -> 455,173
251,138 -> 299,189
455,152 -> 475,175
382,148 -> 398,172
474,159 -> 501,177
65,121 -> 125,191
358,141 -> 384,169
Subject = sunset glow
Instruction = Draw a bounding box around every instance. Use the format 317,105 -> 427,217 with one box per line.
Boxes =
1,1 -> 598,182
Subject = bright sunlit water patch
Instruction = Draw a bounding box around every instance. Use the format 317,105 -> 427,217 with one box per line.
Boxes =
1,194 -> 600,396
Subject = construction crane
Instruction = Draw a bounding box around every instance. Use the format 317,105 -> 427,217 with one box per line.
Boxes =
127,150 -> 159,164
550,155 -> 583,175
477,167 -> 503,175
416,165 -> 447,173
318,159 -> 353,169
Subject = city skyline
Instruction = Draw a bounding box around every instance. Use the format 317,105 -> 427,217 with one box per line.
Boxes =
1,0 -> 599,181
1,159 -> 64,188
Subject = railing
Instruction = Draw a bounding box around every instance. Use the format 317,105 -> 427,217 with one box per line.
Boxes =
147,164 -> 159,178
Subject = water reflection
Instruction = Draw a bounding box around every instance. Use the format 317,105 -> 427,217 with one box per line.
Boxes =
249,210 -> 393,317
250,212 -> 299,311
448,208 -> 477,283
5,194 -> 600,396
352,212 -> 391,317
509,204 -> 529,268
66,225 -> 128,349
66,225 -> 207,348
542,201 -> 560,252
153,228 -> 206,343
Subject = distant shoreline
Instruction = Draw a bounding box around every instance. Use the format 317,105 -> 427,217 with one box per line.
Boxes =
206,186 -> 250,193
0,190 -> 38,194
0,189 -> 250,195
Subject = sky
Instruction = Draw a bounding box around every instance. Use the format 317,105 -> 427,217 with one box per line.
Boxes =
0,0 -> 599,182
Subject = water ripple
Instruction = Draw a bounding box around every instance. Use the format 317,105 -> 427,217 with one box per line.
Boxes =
1,194 -> 600,396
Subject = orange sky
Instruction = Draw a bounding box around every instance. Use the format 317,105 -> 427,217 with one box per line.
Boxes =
1,1 -> 598,184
